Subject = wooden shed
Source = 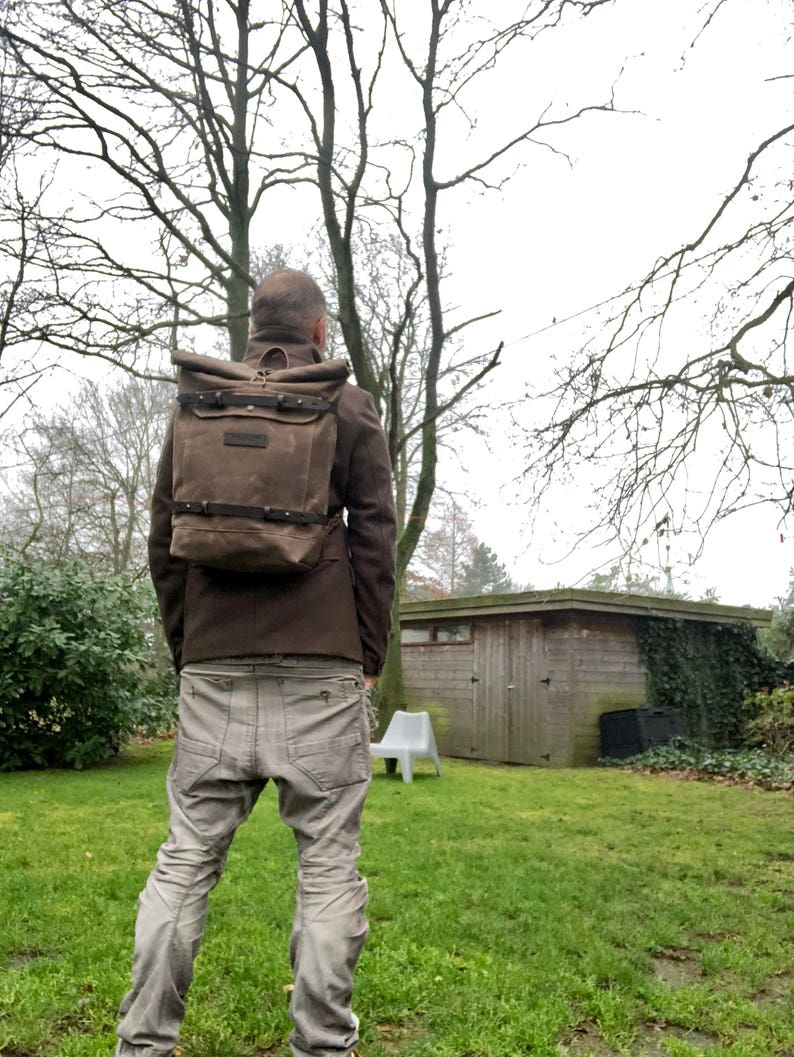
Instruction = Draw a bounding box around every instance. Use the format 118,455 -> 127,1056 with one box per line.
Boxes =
399,589 -> 771,767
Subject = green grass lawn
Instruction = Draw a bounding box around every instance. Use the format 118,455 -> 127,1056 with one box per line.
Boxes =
0,745 -> 791,1057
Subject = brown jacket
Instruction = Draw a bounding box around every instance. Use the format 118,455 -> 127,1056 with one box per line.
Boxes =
148,326 -> 397,675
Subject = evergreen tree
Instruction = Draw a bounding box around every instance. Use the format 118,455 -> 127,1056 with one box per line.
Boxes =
458,543 -> 514,597
405,500 -> 516,600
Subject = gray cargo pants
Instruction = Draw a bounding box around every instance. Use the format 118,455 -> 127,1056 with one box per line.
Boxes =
115,655 -> 371,1057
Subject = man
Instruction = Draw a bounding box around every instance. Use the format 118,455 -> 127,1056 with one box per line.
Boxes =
116,270 -> 397,1057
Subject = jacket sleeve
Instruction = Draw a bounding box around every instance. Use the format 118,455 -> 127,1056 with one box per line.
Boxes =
344,391 -> 397,675
148,412 -> 188,671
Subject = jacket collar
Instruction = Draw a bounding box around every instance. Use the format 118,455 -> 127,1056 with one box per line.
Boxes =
243,325 -> 322,370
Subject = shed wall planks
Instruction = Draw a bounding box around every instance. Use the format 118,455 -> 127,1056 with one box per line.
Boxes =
401,609 -> 648,766
400,593 -> 768,767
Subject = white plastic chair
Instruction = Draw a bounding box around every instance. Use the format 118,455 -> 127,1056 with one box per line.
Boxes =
370,710 -> 442,783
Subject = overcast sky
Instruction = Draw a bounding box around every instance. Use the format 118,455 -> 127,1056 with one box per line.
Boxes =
244,0 -> 794,605
4,0 -> 792,607
434,0 -> 794,606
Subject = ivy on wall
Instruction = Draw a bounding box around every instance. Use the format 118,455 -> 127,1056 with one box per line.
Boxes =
635,618 -> 794,747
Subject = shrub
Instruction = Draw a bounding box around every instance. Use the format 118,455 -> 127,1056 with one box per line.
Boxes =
134,598 -> 179,738
0,553 -> 155,769
743,683 -> 794,756
600,738 -> 794,791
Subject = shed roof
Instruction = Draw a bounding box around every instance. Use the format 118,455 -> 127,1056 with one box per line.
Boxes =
400,587 -> 772,627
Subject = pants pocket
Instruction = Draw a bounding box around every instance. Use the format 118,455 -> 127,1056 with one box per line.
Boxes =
173,671 -> 232,792
282,674 -> 370,791
173,732 -> 221,794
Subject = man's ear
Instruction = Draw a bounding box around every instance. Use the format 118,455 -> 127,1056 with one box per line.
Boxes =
312,315 -> 327,353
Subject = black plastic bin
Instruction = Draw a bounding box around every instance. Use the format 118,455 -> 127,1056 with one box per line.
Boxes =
599,706 -> 684,759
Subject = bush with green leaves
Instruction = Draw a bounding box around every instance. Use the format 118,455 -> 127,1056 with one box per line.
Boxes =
134,605 -> 180,739
743,683 -> 794,755
0,553 -> 162,770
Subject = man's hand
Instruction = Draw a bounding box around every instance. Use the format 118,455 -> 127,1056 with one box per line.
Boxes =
363,675 -> 378,736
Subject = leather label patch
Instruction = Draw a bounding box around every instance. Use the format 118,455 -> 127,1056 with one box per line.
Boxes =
223,432 -> 268,448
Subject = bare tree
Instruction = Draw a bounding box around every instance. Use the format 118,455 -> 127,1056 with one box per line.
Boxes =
405,497 -> 478,599
288,0 -> 616,721
1,375 -> 173,576
0,33 -> 50,420
1,0 -> 618,726
521,6 -> 794,563
315,224 -> 497,529
0,1 -> 305,372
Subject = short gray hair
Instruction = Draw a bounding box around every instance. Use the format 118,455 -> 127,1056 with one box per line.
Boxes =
250,269 -> 327,334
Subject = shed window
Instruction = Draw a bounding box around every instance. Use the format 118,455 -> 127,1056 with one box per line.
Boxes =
401,623 -> 472,645
401,626 -> 432,644
435,623 -> 471,643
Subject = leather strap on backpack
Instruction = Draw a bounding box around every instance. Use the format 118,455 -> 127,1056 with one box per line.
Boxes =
176,392 -> 338,414
172,501 -> 329,525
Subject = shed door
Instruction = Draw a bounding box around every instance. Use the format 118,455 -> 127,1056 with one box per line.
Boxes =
472,618 -> 547,765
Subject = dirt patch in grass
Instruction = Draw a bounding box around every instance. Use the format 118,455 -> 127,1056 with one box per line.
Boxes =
560,1019 -> 720,1057
557,1021 -> 615,1055
6,948 -> 45,970
637,1022 -> 719,1055
373,1018 -> 428,1054
651,948 -> 702,987
752,970 -> 793,1009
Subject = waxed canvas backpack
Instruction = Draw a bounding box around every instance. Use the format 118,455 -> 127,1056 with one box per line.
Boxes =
169,347 -> 350,573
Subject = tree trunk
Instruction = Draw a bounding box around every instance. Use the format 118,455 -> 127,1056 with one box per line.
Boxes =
226,269 -> 250,361
374,1 -> 444,732
373,589 -> 405,736
227,0 -> 252,361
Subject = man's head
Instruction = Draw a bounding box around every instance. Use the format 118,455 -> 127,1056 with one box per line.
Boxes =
250,270 -> 327,352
